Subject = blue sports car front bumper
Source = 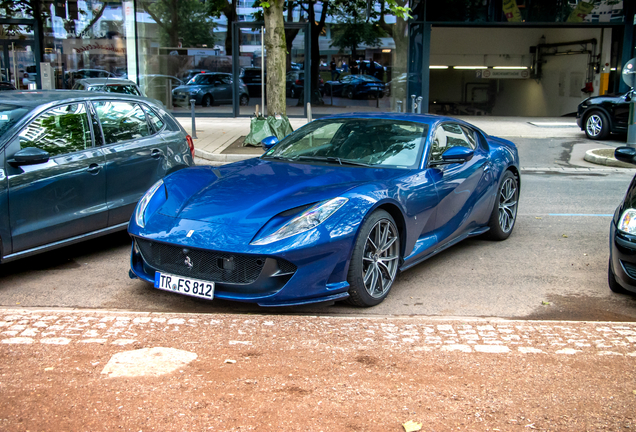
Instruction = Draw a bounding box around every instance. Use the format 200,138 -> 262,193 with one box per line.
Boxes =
129,214 -> 355,306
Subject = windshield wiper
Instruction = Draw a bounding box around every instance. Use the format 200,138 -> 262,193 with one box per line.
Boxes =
293,155 -> 371,167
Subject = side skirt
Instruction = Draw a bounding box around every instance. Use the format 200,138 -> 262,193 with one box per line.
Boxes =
1,222 -> 129,263
399,226 -> 489,272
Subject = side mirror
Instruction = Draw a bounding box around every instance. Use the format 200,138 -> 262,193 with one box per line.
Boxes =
10,147 -> 50,165
614,147 -> 636,165
261,136 -> 279,151
441,146 -> 474,163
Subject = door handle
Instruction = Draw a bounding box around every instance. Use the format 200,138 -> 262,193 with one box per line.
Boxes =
151,149 -> 164,159
86,163 -> 101,174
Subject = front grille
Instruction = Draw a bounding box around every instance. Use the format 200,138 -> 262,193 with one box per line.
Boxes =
136,238 -> 295,285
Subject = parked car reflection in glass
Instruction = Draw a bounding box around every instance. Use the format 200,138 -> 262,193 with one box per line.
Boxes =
172,72 -> 250,107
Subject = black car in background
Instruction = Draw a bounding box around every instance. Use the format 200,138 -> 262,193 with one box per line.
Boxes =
0,91 -> 194,263
608,147 -> 636,296
576,91 -> 630,140
0,82 -> 16,91
324,74 -> 385,99
240,67 -> 265,97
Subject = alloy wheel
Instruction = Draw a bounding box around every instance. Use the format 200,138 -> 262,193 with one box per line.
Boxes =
498,177 -> 518,233
586,114 -> 603,137
362,219 -> 399,298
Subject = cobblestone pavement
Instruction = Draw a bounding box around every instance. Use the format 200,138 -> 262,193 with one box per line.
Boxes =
2,309 -> 636,356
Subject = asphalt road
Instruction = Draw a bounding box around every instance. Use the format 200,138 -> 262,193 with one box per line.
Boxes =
1,136 -> 636,320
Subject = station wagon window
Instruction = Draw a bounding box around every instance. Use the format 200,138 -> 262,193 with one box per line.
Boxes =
143,106 -> 165,131
429,123 -> 476,163
92,101 -> 151,145
103,85 -> 141,96
18,103 -> 92,156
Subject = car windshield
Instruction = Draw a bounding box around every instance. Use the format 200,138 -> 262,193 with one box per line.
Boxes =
187,75 -> 207,85
0,103 -> 30,140
263,118 -> 427,169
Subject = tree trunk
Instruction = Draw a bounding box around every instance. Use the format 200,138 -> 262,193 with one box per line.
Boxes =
223,0 -> 236,56
264,0 -> 287,116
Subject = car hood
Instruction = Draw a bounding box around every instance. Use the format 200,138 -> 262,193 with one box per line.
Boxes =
159,158 -> 398,228
173,85 -> 200,93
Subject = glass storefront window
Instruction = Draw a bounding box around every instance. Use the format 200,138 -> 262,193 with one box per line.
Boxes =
136,0 -> 233,114
427,0 -> 624,24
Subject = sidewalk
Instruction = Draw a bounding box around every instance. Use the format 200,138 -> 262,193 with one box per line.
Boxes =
1,308 -> 635,431
177,115 -> 587,166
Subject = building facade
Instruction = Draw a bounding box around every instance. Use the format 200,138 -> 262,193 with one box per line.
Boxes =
0,0 -> 632,118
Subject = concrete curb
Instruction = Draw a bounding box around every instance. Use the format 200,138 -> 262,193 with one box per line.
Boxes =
194,148 -> 259,163
583,148 -> 635,168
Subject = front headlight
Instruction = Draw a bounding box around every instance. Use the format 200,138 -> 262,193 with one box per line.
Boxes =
135,180 -> 164,228
251,197 -> 348,245
618,208 -> 636,234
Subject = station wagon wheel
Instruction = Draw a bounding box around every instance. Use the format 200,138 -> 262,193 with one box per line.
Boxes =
346,88 -> 355,99
485,170 -> 518,241
347,210 -> 400,307
584,111 -> 609,140
239,94 -> 249,106
201,94 -> 213,107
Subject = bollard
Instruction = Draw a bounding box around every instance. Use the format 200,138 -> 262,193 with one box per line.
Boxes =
307,102 -> 312,122
330,84 -> 333,106
190,99 -> 198,139
416,96 -> 423,114
411,94 -> 417,113
396,100 -> 403,113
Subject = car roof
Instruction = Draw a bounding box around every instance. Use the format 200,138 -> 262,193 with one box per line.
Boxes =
0,90 -> 157,109
77,78 -> 138,85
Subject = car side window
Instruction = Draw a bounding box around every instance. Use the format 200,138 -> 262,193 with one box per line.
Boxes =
17,103 -> 92,156
220,76 -> 232,85
143,106 -> 165,132
92,101 -> 151,145
429,123 -> 475,163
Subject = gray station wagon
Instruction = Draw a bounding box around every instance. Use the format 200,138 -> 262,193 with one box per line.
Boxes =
0,90 -> 194,263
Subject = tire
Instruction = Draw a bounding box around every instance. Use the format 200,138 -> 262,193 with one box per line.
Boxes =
346,88 -> 355,99
608,259 -> 627,294
239,94 -> 249,106
584,111 -> 610,140
290,88 -> 296,98
484,170 -> 518,241
325,85 -> 331,96
201,94 -> 213,107
347,210 -> 401,307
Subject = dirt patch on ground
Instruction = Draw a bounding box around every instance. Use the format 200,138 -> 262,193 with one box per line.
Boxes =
0,310 -> 635,431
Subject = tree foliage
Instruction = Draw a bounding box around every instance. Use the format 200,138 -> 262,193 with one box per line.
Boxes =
141,0 -> 220,48
330,0 -> 386,58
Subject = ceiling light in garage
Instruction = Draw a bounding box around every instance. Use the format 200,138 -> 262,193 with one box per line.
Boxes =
430,65 -> 448,69
453,66 -> 487,70
493,66 -> 528,69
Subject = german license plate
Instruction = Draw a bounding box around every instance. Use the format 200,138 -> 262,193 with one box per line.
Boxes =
154,272 -> 214,300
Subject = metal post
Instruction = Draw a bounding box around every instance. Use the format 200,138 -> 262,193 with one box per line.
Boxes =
396,100 -> 403,113
628,96 -> 636,147
190,99 -> 197,139
306,102 -> 312,122
330,85 -> 333,106
416,96 -> 423,114
261,26 -> 265,116
411,94 -> 417,113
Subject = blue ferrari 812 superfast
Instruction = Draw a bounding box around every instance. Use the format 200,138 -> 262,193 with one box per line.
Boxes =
128,113 -> 520,307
